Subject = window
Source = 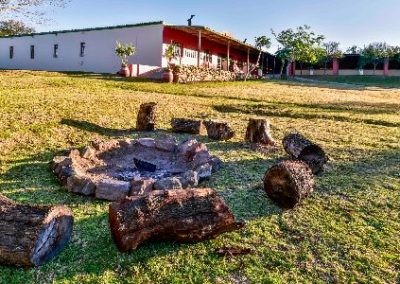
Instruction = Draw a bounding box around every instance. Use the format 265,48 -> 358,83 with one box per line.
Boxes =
9,46 -> 14,59
30,45 -> 35,59
80,42 -> 85,57
53,44 -> 59,58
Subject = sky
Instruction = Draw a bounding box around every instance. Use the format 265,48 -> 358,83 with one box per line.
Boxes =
34,0 -> 400,52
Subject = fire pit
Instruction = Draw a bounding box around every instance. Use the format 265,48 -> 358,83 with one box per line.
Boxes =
51,135 -> 222,201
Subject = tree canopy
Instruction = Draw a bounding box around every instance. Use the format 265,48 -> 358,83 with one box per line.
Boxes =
0,0 -> 67,22
0,20 -> 35,36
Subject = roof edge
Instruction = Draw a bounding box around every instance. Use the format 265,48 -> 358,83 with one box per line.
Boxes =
0,21 -> 165,39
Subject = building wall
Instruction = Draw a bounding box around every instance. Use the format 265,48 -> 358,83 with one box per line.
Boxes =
0,24 -> 164,73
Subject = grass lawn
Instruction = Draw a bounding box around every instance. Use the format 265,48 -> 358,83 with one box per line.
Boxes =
0,70 -> 399,283
299,75 -> 400,88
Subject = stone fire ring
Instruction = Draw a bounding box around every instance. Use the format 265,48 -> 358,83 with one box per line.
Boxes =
51,135 -> 223,201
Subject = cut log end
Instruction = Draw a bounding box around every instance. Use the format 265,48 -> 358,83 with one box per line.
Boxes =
31,207 -> 74,267
263,160 -> 314,209
0,195 -> 74,267
245,118 -> 275,145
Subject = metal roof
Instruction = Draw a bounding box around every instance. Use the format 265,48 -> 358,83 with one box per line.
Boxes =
0,21 -> 164,38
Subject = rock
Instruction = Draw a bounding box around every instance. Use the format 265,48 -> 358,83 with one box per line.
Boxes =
51,156 -> 73,186
155,134 -> 177,152
178,139 -> 208,161
190,150 -> 211,169
80,146 -> 97,160
91,140 -> 119,152
179,170 -> 199,189
130,178 -> 155,196
196,163 -> 213,181
154,177 -> 183,191
204,121 -> 235,141
66,175 -> 96,196
95,179 -> 131,201
208,156 -> 223,173
136,138 -> 156,148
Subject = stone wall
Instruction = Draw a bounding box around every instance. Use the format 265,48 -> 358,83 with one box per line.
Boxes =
172,66 -> 245,83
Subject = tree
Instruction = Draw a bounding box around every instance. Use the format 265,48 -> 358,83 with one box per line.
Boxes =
320,42 -> 344,75
360,42 -> 395,75
346,45 -> 360,54
245,36 -> 271,80
275,47 -> 293,78
115,42 -> 136,67
0,20 -> 35,36
272,25 -> 324,77
0,0 -> 67,23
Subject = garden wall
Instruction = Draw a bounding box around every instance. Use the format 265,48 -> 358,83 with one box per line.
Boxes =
172,66 -> 243,83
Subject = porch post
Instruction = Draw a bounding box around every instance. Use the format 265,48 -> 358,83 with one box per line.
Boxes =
332,58 -> 339,76
197,30 -> 202,67
247,48 -> 250,74
227,41 -> 231,71
383,58 -> 390,76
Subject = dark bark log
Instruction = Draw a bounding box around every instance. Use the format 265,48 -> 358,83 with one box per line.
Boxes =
136,102 -> 157,131
0,195 -> 73,267
245,118 -> 275,145
204,120 -> 235,141
171,118 -> 204,134
263,160 -> 314,209
282,132 -> 328,174
109,189 -> 243,252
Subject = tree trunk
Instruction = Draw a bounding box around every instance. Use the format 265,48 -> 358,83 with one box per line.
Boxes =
279,60 -> 285,79
136,102 -> 157,131
109,189 -> 244,252
204,120 -> 235,141
0,194 -> 74,267
264,160 -> 314,209
324,62 -> 327,75
373,64 -> 377,75
300,62 -> 303,76
171,118 -> 204,134
245,118 -> 275,145
282,132 -> 328,174
273,57 -> 276,79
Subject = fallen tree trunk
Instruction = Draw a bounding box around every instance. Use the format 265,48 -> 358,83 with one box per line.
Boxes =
245,118 -> 275,145
204,120 -> 235,141
263,160 -> 314,209
171,118 -> 204,134
282,132 -> 328,174
0,194 -> 74,267
109,189 -> 243,252
136,102 -> 157,131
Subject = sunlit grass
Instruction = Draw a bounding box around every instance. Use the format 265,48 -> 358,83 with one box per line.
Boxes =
0,71 -> 399,283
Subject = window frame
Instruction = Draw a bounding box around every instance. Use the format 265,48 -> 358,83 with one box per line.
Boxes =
30,45 -> 35,59
80,42 -> 86,57
53,44 -> 59,58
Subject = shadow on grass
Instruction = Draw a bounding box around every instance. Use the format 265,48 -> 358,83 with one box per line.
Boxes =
213,104 -> 400,128
61,119 -> 138,137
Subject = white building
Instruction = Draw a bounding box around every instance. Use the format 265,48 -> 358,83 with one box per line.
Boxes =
0,21 -> 260,75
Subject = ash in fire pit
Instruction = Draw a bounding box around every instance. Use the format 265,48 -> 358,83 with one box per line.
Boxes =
51,135 -> 222,201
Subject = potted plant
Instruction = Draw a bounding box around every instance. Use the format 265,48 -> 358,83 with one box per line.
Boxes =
115,42 -> 136,77
163,44 -> 177,83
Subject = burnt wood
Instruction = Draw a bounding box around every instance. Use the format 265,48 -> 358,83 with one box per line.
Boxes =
109,189 -> 243,251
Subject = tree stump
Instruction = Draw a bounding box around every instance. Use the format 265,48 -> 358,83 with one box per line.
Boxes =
282,132 -> 328,174
109,189 -> 244,252
0,195 -> 74,267
136,102 -> 157,131
171,118 -> 204,134
263,160 -> 314,209
245,118 -> 275,145
204,120 -> 235,141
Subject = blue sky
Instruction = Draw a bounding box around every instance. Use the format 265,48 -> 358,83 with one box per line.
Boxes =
36,0 -> 400,52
